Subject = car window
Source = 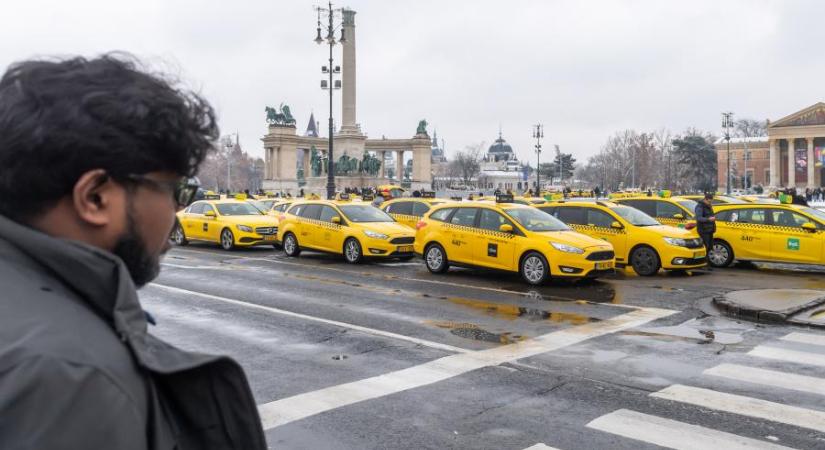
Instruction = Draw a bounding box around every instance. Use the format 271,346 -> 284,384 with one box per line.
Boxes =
429,207 -> 454,222
611,206 -> 659,226
730,208 -> 767,224
319,206 -> 340,223
478,209 -> 514,231
412,202 -> 431,217
388,201 -> 413,215
450,208 -> 478,226
274,203 -> 289,212
716,210 -> 733,222
656,201 -> 683,218
676,200 -> 698,213
506,207 -> 570,232
556,207 -> 585,225
771,210 -> 811,228
585,208 -> 615,228
202,204 -> 215,215
537,206 -> 557,216
300,204 -> 322,220
188,202 -> 205,214
287,204 -> 304,216
625,200 -> 656,216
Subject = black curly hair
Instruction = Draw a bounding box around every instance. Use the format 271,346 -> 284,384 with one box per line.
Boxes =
0,53 -> 218,221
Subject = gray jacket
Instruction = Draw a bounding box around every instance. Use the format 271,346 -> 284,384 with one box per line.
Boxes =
0,215 -> 266,450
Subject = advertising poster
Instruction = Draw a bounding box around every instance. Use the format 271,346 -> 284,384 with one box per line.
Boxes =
795,148 -> 807,177
817,146 -> 825,167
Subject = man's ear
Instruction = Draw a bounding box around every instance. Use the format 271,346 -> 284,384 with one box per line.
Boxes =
72,169 -> 120,227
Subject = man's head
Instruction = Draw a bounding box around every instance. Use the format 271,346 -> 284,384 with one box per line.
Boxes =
703,193 -> 714,205
0,54 -> 217,286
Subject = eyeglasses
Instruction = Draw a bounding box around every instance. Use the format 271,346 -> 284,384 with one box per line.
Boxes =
124,174 -> 201,208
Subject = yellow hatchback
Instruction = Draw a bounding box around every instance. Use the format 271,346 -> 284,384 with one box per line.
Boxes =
414,196 -> 616,285
173,199 -> 280,250
538,201 -> 707,276
277,200 -> 416,263
708,203 -> 825,267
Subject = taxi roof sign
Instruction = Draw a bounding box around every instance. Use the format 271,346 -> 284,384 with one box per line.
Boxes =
337,193 -> 351,201
204,194 -> 221,200
495,193 -> 515,203
421,191 -> 436,198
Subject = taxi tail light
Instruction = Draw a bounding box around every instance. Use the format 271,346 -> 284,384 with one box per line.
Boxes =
415,220 -> 427,230
684,222 -> 696,230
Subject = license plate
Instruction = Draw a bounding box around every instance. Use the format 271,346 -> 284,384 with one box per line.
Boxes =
264,235 -> 277,241
595,261 -> 613,270
398,245 -> 414,253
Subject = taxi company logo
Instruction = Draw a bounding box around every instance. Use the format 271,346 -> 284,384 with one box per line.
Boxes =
488,243 -> 498,257
787,237 -> 800,251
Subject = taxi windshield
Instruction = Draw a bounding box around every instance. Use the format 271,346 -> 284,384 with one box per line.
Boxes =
339,205 -> 394,223
800,207 -> 825,223
248,200 -> 269,212
611,205 -> 659,226
216,203 -> 264,216
676,199 -> 698,212
506,207 -> 570,232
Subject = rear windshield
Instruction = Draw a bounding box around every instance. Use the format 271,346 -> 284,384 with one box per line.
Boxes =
216,203 -> 264,216
339,205 -> 394,223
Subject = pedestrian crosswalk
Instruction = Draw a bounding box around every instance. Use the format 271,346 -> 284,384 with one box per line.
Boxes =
581,332 -> 825,450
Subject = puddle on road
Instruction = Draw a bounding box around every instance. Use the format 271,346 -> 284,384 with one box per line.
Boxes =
622,317 -> 749,345
427,321 -> 525,344
446,296 -> 600,325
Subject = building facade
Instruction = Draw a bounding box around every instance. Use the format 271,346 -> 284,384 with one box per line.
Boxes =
477,131 -> 529,191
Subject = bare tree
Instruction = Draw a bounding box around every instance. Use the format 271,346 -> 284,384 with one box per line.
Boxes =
448,142 -> 484,187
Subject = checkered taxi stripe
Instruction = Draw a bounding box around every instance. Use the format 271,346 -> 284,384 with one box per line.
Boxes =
390,213 -> 420,223
443,223 -> 516,240
569,224 -> 627,235
297,217 -> 342,231
719,221 -> 822,234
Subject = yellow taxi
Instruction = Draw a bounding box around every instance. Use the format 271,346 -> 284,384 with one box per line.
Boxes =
414,194 -> 616,285
537,200 -> 707,276
707,203 -> 825,267
611,193 -> 699,228
380,192 -> 449,228
172,196 -> 280,250
377,184 -> 405,200
277,196 -> 416,263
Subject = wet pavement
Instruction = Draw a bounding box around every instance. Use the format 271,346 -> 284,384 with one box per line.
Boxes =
141,243 -> 825,449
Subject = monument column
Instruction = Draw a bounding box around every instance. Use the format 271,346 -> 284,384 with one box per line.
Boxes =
787,138 -> 796,188
379,151 -> 386,177
340,9 -> 358,135
264,148 -> 271,179
807,137 -> 816,188
396,150 -> 404,182
769,139 -> 779,188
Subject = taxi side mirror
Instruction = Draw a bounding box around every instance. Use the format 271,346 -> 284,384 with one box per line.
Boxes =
802,222 -> 817,232
331,216 -> 341,224
610,221 -> 623,230
499,224 -> 514,233
673,213 -> 684,220
204,210 -> 216,218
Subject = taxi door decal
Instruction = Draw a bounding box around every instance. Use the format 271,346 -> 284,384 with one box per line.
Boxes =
488,243 -> 498,257
203,222 -> 208,232
787,237 -> 800,251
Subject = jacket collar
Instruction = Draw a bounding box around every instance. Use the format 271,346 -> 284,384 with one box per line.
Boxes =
0,214 -> 147,336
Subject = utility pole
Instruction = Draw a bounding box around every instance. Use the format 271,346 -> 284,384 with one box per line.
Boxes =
722,112 -> 734,194
315,2 -> 345,199
555,144 -> 562,185
533,124 -> 543,192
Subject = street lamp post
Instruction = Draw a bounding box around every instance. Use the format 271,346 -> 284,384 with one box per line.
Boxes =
532,124 -> 543,193
722,112 -> 734,194
222,133 -> 238,193
315,2 -> 345,199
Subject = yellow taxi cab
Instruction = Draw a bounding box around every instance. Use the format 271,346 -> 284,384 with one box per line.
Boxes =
610,192 -> 699,228
537,200 -> 706,276
377,184 -> 405,200
277,195 -> 416,263
380,192 -> 449,228
707,202 -> 825,267
172,196 -> 280,250
414,194 -> 616,285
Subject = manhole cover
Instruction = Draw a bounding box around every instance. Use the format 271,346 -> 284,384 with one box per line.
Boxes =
332,354 -> 348,361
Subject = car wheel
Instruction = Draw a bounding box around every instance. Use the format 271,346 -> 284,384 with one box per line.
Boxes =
220,229 -> 235,250
171,222 -> 188,246
709,240 -> 734,268
424,243 -> 449,273
520,251 -> 550,285
344,238 -> 363,264
283,233 -> 300,257
630,246 -> 660,276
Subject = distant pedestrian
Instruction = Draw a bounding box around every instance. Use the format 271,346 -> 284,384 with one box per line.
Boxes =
695,193 -> 716,270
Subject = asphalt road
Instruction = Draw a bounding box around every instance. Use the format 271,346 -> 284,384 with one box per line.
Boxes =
141,243 -> 825,449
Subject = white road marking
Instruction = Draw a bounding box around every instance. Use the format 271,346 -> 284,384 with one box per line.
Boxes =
781,332 -> 825,348
257,307 -> 675,429
148,283 -> 469,354
651,384 -> 825,432
749,345 -> 825,367
704,363 -> 825,397
586,409 -> 793,450
160,262 -> 237,270
522,444 -> 562,450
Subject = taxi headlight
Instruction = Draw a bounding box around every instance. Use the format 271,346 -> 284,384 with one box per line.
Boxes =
550,242 -> 584,254
237,225 -> 253,232
364,229 -> 388,240
663,237 -> 688,247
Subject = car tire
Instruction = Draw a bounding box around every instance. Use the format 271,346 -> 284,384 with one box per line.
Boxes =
424,243 -> 449,274
171,222 -> 188,246
343,238 -> 363,264
520,251 -> 550,286
630,246 -> 660,276
220,228 -> 235,251
283,233 -> 300,257
709,240 -> 734,268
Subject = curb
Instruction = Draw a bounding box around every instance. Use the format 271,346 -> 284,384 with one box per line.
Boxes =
712,294 -> 825,328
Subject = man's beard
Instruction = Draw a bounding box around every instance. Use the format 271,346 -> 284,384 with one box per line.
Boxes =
112,205 -> 161,287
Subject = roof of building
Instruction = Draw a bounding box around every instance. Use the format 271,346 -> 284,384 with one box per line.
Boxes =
305,112 -> 319,137
488,131 -> 514,154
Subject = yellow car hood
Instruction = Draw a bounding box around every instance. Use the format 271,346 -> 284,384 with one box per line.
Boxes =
535,230 -> 612,249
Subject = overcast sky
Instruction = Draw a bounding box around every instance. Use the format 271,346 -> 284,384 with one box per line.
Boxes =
2,0 -> 824,165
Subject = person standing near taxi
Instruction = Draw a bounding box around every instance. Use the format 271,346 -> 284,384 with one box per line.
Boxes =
695,193 -> 716,270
